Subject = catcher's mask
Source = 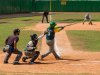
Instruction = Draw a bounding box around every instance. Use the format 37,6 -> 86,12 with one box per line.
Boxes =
30,34 -> 38,41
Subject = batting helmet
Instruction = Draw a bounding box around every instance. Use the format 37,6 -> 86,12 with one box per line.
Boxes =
50,21 -> 56,27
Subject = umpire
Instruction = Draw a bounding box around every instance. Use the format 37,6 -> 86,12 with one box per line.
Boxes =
42,11 -> 49,23
3,28 -> 22,65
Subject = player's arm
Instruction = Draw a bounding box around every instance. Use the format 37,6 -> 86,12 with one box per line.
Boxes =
37,30 -> 48,40
54,26 -> 64,32
14,37 -> 19,50
14,40 -> 17,50
5,37 -> 9,46
37,34 -> 45,40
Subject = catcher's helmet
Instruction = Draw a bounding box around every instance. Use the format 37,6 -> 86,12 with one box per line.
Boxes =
50,21 -> 56,27
30,34 -> 38,40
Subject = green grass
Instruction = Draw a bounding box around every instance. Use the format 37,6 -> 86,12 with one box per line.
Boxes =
0,13 -> 100,51
66,30 -> 100,52
0,16 -> 42,51
52,13 -> 100,23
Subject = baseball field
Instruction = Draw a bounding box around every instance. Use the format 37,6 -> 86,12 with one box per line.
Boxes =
0,12 -> 100,75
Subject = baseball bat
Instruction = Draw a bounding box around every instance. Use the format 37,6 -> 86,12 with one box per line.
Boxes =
63,22 -> 78,28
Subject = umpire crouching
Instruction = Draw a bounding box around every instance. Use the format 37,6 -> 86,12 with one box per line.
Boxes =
42,11 -> 49,23
3,28 -> 22,65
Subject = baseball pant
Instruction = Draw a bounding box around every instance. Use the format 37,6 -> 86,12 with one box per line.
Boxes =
4,46 -> 22,63
83,18 -> 92,25
24,51 -> 40,62
42,15 -> 49,23
42,39 -> 60,59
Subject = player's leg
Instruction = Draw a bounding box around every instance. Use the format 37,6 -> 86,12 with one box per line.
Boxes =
13,50 -> 22,65
42,15 -> 45,23
3,46 -> 14,64
22,51 -> 30,62
51,40 -> 61,59
30,51 -> 40,64
22,56 -> 28,62
41,39 -> 61,59
83,18 -> 86,24
89,19 -> 93,25
46,15 -> 49,23
4,52 -> 12,64
41,40 -> 53,59
41,50 -> 52,59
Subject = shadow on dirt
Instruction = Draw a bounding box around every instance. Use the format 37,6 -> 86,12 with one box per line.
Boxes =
66,58 -> 83,61
59,58 -> 84,61
22,19 -> 33,21
8,62 -> 55,65
0,22 -> 9,24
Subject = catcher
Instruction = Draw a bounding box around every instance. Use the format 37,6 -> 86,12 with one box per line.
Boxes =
22,33 -> 46,64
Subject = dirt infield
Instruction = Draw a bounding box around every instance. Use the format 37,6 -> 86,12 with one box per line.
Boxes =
1,22 -> 100,74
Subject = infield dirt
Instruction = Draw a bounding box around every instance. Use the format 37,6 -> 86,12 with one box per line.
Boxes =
0,22 -> 100,74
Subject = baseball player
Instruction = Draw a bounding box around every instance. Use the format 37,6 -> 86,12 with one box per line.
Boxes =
3,28 -> 22,65
83,13 -> 93,25
22,33 -> 46,64
41,21 -> 64,60
42,11 -> 49,23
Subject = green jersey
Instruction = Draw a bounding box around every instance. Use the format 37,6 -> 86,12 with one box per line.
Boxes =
46,27 -> 55,40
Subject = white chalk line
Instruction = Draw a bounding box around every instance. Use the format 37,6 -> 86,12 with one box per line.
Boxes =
87,60 -> 100,63
54,39 -> 61,57
69,63 -> 87,66
69,61 -> 100,66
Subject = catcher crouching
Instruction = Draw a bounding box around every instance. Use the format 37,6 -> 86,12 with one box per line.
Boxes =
22,33 -> 45,64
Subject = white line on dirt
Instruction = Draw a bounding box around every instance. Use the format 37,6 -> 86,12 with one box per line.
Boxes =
69,63 -> 87,66
87,61 -> 100,63
55,39 -> 61,57
69,61 -> 100,66
55,30 -> 74,55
